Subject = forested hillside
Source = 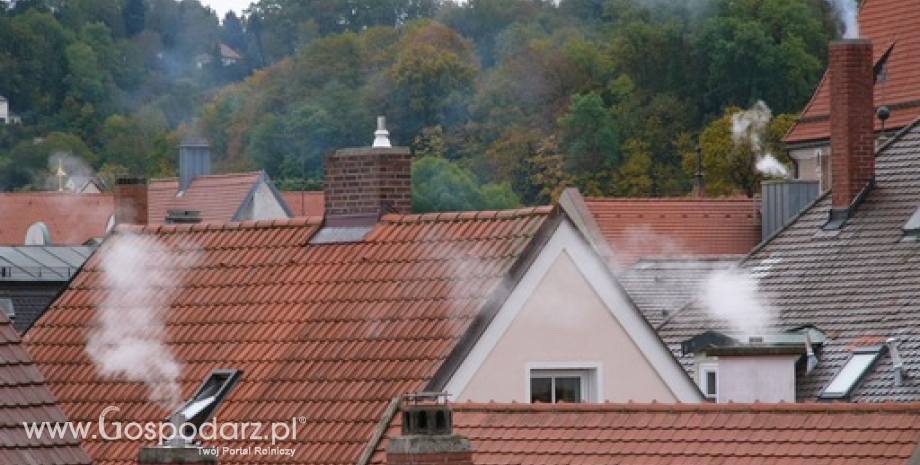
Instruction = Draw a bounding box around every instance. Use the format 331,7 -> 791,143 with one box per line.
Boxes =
0,0 -> 838,208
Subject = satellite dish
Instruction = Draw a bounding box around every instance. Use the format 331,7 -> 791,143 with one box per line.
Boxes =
25,222 -> 51,246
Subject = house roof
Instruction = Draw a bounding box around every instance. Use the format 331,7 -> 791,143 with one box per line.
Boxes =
581,196 -> 761,270
619,256 -> 742,328
147,171 -> 279,225
25,207 -> 552,464
0,312 -> 92,465
0,246 -> 94,283
659,118 -> 920,401
371,402 -> 920,465
0,193 -> 113,245
785,0 -> 920,145
282,190 -> 325,217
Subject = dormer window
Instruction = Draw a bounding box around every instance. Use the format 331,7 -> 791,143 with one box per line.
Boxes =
819,346 -> 886,400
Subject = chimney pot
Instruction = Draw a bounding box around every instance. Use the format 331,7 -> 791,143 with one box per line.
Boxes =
828,39 -> 875,215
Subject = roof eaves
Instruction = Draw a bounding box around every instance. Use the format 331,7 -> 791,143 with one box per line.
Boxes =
426,206 -> 565,392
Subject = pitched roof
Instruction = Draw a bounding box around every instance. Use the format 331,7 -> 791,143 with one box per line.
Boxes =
582,196 -> 761,269
25,207 -> 552,465
147,172 -> 268,225
373,402 -> 920,465
0,312 -> 92,465
659,119 -> 920,401
785,0 -> 920,144
0,193 -> 113,245
619,256 -> 741,328
282,190 -> 325,217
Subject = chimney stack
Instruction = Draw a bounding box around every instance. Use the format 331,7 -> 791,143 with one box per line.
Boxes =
179,138 -> 211,192
323,117 -> 412,225
827,39 -> 875,226
114,177 -> 148,226
387,393 -> 473,465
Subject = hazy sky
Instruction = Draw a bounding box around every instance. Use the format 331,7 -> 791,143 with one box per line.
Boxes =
200,0 -> 252,20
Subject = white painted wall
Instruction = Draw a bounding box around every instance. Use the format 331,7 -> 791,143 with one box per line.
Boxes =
718,355 -> 798,403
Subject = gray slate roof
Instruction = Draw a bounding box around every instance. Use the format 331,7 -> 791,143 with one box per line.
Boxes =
0,246 -> 93,282
619,257 -> 742,328
658,119 -> 920,401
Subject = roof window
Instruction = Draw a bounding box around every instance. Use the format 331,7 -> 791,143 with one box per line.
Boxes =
168,369 -> 242,441
819,346 -> 886,400
902,207 -> 920,237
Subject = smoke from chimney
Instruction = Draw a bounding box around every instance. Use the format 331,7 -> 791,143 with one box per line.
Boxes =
700,269 -> 776,337
823,0 -> 859,39
86,233 -> 193,409
731,101 -> 789,178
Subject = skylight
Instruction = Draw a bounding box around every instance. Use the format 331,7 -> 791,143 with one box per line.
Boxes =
902,207 -> 920,236
819,346 -> 885,400
170,369 -> 242,433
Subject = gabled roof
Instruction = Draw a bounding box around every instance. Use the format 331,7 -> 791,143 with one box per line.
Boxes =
0,312 -> 92,465
659,119 -> 920,401
372,402 -> 920,465
785,0 -> 920,144
0,193 -> 113,245
619,256 -> 741,328
282,190 -> 325,217
148,171 -> 290,225
581,195 -> 761,270
25,207 -> 552,464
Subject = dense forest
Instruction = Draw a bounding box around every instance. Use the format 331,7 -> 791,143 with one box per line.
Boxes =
0,0 -> 839,209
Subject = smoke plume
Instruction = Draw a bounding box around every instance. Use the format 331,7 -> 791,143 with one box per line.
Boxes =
701,269 -> 775,337
86,233 -> 187,409
731,101 -> 789,178
823,0 -> 859,39
45,151 -> 95,192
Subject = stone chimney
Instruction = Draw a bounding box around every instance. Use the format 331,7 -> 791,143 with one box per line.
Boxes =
387,393 -> 473,465
827,39 -> 875,226
114,177 -> 148,226
323,117 -> 412,225
179,138 -> 211,193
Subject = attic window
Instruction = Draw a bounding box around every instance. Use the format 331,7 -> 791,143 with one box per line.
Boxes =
902,207 -> 920,237
170,369 -> 242,436
528,366 -> 598,403
0,298 -> 14,320
819,346 -> 885,400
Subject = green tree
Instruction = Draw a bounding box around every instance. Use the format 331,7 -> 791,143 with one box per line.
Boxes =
413,156 -> 520,213
123,0 -> 146,37
558,92 -> 619,174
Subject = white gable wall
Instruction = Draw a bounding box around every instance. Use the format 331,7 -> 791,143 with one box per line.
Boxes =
444,219 -> 702,403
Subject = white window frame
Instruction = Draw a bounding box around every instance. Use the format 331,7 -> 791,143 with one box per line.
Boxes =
525,362 -> 602,403
699,363 -> 719,402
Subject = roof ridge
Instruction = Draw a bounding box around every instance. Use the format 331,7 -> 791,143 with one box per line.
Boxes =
380,206 -> 552,224
584,196 -> 758,203
452,401 -> 920,414
112,216 -> 324,235
150,171 -> 263,183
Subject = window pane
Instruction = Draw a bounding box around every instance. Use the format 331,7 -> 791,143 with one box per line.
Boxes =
823,352 -> 878,397
705,371 -> 717,397
531,377 -> 552,403
554,377 -> 581,403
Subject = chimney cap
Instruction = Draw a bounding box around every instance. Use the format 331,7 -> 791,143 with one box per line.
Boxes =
372,116 -> 392,148
180,137 -> 210,147
116,177 -> 147,185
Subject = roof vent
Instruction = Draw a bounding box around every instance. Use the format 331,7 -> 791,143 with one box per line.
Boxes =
886,338 -> 906,387
166,209 -> 202,225
373,116 -> 391,148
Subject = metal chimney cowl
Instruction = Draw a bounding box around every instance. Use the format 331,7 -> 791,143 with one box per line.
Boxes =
179,138 -> 211,193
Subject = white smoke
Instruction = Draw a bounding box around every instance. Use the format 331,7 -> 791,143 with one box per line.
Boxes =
86,233 -> 186,409
731,101 -> 789,178
701,269 -> 775,337
823,0 -> 859,39
45,151 -> 95,192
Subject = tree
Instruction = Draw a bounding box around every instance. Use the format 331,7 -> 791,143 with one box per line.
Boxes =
221,12 -> 247,51
123,0 -> 146,37
413,156 -> 520,213
558,92 -> 619,174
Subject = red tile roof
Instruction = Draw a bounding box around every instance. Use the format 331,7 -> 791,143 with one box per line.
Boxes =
0,312 -> 92,465
583,197 -> 761,269
785,0 -> 920,144
25,207 -> 552,465
282,191 -> 325,217
147,172 -> 264,225
372,402 -> 920,465
0,193 -> 113,245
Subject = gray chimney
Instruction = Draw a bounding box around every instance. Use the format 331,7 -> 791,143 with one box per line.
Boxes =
761,179 -> 819,239
179,138 -> 211,192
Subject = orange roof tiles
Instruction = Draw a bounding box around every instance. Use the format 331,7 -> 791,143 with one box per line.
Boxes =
147,172 -> 264,225
0,193 -> 113,245
372,402 -> 920,465
282,191 -> 325,217
25,207 -> 552,465
0,312 -> 92,465
583,197 -> 761,269
786,0 -> 920,144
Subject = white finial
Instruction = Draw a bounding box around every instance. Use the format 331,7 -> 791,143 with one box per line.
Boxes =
372,116 -> 391,148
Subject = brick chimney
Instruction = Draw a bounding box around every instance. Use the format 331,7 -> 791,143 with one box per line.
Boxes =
387,393 -> 472,465
324,117 -> 412,225
114,177 -> 148,226
826,39 -> 875,228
